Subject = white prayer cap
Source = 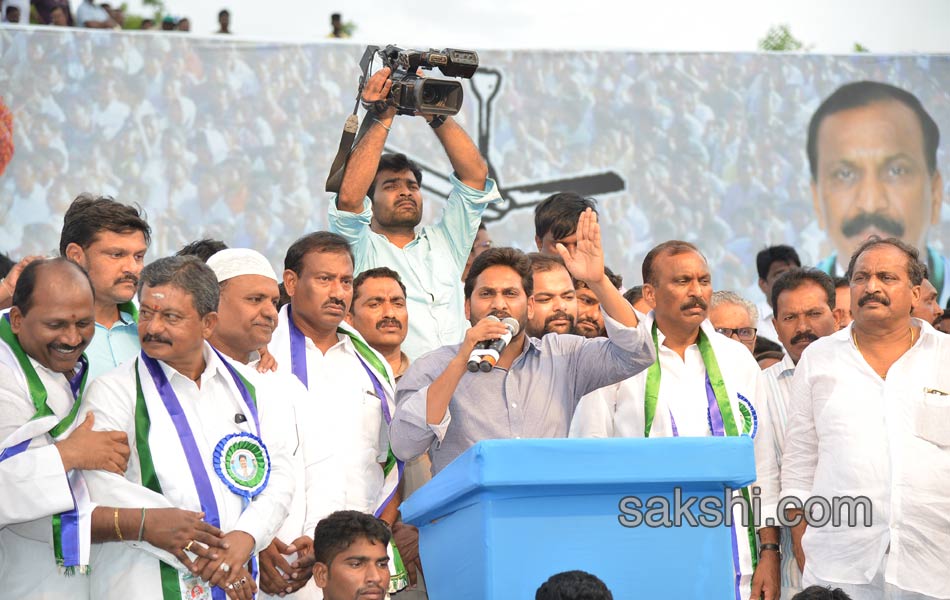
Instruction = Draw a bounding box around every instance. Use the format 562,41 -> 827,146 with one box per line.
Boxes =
206,248 -> 278,283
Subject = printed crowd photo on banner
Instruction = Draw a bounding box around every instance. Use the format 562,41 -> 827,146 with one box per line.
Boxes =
0,29 -> 947,305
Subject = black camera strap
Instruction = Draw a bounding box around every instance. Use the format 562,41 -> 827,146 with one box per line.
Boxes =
325,46 -> 380,193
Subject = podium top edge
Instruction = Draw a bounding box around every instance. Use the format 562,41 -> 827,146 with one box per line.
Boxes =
401,437 -> 756,524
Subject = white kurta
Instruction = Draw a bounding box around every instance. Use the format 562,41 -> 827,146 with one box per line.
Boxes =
782,320 -> 950,599
243,362 -> 343,600
0,345 -> 92,599
270,308 -> 394,515
570,316 -> 780,600
80,343 -> 295,600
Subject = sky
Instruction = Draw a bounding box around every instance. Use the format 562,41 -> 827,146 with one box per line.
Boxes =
114,0 -> 950,53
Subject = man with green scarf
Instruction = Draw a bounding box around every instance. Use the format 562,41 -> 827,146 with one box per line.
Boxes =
571,241 -> 781,600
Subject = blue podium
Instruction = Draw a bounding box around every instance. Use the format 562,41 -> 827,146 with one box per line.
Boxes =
400,437 -> 756,600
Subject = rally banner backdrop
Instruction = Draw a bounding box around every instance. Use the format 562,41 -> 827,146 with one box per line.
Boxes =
1,27 -> 948,302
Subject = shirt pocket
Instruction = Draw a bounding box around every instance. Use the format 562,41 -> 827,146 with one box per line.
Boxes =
914,388 -> 950,447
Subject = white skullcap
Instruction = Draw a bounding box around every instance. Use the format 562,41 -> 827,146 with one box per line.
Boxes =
206,248 -> 279,283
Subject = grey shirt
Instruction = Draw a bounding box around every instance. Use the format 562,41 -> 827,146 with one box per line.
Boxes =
390,312 -> 656,475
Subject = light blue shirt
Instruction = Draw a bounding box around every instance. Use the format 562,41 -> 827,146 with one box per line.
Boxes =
86,311 -> 139,381
329,174 -> 501,360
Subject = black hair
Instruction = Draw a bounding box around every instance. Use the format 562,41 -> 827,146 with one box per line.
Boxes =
0,252 -> 14,279
352,267 -> 407,305
284,232 -> 354,275
13,258 -> 94,316
575,266 -> 623,291
832,276 -> 850,289
59,194 -> 152,256
753,335 -> 784,358
756,245 -> 802,281
642,240 -> 704,286
534,192 -> 598,242
790,585 -> 854,600
369,153 -> 423,201
176,239 -> 229,262
527,252 -> 567,273
138,256 -> 219,317
312,510 -> 391,566
464,247 -> 533,299
535,570 -> 613,600
623,285 -> 643,305
807,81 -> 939,180
845,236 -> 926,286
770,268 -> 836,314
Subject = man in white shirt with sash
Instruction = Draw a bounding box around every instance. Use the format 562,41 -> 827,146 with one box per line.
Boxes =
269,232 -> 408,594
571,240 -> 781,600
0,258 -> 132,598
782,236 -> 950,599
60,194 -> 151,381
81,255 -> 295,600
206,248 -> 342,600
760,268 -> 839,599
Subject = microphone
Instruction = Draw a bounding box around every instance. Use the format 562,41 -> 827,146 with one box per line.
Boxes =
466,316 -> 520,372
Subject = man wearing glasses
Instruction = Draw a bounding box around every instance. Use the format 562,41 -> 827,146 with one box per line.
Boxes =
709,291 -> 759,355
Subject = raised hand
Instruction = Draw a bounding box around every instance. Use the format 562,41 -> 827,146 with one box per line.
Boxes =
362,67 -> 396,119
555,208 -> 604,285
56,412 -> 130,474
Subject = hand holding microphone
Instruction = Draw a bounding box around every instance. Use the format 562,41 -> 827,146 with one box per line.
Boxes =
466,315 -> 520,372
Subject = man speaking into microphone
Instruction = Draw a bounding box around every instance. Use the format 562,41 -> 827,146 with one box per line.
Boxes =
390,210 -> 656,474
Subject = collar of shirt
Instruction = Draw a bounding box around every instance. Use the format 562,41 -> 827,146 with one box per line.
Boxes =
156,341 -> 229,388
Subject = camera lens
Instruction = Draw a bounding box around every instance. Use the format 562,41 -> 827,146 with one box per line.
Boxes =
422,85 -> 446,105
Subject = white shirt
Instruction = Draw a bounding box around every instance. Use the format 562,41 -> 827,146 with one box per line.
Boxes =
761,353 -> 802,597
0,349 -> 91,599
271,307 -> 391,515
781,321 -> 950,598
757,309 -> 780,345
243,362 -> 342,600
81,344 -> 295,600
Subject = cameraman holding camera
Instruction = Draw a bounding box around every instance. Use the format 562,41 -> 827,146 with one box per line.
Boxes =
329,66 -> 501,361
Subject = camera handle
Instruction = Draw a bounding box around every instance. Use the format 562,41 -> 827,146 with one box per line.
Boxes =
325,46 -> 383,193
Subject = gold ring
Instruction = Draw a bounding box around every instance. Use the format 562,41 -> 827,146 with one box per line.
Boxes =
183,540 -> 195,552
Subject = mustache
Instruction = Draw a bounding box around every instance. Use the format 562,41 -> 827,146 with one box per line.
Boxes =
114,274 -> 139,286
376,317 -> 402,330
49,342 -> 84,353
841,212 -> 905,238
680,297 -> 708,311
323,298 -> 346,309
142,333 -> 172,345
544,311 -> 575,325
858,292 -> 890,307
790,331 -> 819,346
489,310 -> 511,320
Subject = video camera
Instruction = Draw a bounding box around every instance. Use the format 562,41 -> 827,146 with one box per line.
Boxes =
372,45 -> 479,116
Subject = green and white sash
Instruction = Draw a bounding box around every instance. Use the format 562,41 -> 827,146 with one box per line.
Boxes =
0,316 -> 92,574
643,322 -> 759,600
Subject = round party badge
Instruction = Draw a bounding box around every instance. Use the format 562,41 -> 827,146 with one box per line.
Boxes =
213,432 -> 270,499
736,393 -> 758,439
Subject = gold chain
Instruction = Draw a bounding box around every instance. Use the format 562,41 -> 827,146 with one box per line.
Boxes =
852,326 -> 916,370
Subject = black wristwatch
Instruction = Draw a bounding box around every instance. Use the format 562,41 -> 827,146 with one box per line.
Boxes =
429,115 -> 447,129
759,543 -> 781,557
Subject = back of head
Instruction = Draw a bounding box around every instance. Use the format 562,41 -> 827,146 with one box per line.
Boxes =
464,247 -> 533,299
536,570 -> 613,600
138,255 -> 219,317
312,510 -> 391,566
623,285 -> 643,305
807,80 -> 939,180
59,193 -> 152,256
177,239 -> 229,263
0,252 -> 14,279
534,192 -> 598,242
756,245 -> 802,281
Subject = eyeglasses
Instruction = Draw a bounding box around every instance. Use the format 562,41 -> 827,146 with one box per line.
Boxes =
715,327 -> 757,341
